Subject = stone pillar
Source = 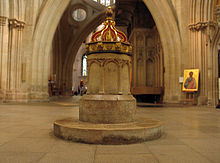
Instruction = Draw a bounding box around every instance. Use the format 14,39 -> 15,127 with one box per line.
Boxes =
189,21 -> 216,105
215,5 -> 220,106
5,19 -> 25,102
0,16 -> 8,101
189,0 -> 218,106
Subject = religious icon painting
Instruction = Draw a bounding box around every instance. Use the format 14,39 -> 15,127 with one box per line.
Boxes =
182,69 -> 199,92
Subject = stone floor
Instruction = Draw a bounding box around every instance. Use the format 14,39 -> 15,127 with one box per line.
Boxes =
0,98 -> 220,163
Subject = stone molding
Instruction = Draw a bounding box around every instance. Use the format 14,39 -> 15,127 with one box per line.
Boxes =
189,21 -> 216,31
0,16 -> 7,26
8,19 -> 25,30
215,5 -> 220,26
87,42 -> 132,55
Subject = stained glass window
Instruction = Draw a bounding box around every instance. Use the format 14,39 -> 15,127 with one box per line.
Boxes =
106,0 -> 111,6
100,0 -> 106,5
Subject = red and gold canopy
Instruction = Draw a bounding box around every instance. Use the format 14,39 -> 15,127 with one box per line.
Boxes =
91,7 -> 127,43
87,7 -> 132,55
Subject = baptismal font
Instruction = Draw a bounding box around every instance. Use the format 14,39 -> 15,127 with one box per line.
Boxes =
54,7 -> 163,144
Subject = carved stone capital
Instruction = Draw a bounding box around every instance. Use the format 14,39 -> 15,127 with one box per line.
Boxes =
8,19 -> 25,30
188,21 -> 216,31
0,16 -> 7,26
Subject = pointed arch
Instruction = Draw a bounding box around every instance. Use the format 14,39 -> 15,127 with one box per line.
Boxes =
31,0 -> 106,100
143,0 -> 182,103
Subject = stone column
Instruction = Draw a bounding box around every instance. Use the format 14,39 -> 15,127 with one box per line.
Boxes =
215,5 -> 220,105
5,19 -> 25,102
189,21 -> 216,105
129,30 -> 137,88
16,22 -> 25,98
0,16 -> 8,101
188,0 -> 219,106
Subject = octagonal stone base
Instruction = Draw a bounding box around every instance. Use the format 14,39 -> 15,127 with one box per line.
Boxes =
79,95 -> 136,124
54,118 -> 163,144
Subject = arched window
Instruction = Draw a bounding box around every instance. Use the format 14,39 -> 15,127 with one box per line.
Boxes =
82,54 -> 87,76
93,0 -> 115,6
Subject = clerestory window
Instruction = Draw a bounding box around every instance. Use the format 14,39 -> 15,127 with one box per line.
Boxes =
93,0 -> 115,6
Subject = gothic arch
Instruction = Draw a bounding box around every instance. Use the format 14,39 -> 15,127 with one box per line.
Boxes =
211,27 -> 220,105
31,0 -> 105,99
31,0 -> 187,103
61,10 -> 106,90
143,0 -> 182,103
210,2 -> 220,105
31,0 -> 69,99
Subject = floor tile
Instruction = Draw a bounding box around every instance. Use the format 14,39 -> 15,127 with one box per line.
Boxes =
94,154 -> 158,163
0,138 -> 55,153
148,144 -> 213,163
38,151 -> 94,163
144,132 -> 184,145
96,144 -> 151,154
0,152 -> 45,163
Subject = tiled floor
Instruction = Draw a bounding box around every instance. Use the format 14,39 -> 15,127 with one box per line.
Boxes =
0,99 -> 220,163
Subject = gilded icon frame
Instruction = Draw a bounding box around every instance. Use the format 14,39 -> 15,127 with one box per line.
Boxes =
182,69 -> 199,92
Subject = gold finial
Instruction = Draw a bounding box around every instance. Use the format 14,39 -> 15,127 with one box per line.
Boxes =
91,6 -> 128,43
106,6 -> 113,20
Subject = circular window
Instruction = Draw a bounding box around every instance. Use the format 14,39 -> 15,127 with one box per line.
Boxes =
72,9 -> 87,22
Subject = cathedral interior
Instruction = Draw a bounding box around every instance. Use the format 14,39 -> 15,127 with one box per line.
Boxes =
1,0 -> 220,162
0,0 -> 220,106
1,0 -> 220,106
